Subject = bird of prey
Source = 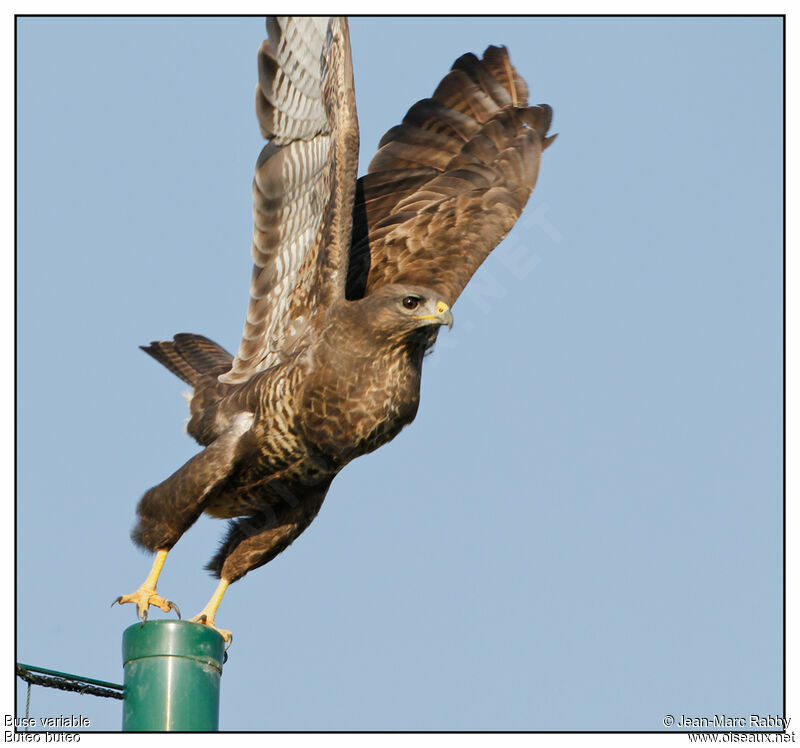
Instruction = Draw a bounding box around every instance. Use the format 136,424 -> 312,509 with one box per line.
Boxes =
114,16 -> 555,642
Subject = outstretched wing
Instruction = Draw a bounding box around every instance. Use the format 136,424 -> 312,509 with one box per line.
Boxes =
221,17 -> 358,385
346,46 -> 554,306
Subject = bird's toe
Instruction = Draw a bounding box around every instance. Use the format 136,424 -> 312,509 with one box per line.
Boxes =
189,614 -> 232,646
113,588 -> 181,621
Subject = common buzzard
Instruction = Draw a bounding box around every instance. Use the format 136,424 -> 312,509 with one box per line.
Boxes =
114,16 -> 555,642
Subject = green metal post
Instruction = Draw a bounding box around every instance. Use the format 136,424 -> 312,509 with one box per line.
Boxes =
121,620 -> 225,731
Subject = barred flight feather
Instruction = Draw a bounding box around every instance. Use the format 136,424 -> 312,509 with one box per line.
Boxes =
221,17 -> 357,384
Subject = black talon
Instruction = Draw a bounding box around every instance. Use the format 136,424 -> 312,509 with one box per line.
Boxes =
169,601 -> 181,619
111,596 -> 122,608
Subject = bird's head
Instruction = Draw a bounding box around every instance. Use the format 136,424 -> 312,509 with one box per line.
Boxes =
357,284 -> 454,339
334,284 -> 453,354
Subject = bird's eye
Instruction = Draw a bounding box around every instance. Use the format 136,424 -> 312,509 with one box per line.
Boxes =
402,296 -> 420,310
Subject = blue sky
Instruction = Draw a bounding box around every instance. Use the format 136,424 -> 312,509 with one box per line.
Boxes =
15,16 -> 783,731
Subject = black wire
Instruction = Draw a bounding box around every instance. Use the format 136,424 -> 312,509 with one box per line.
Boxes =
15,665 -> 124,701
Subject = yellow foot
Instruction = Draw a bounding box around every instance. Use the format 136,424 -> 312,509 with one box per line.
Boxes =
112,587 -> 181,621
189,614 -> 232,645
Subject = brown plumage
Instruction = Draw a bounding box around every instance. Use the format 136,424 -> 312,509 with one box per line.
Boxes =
115,16 -> 555,640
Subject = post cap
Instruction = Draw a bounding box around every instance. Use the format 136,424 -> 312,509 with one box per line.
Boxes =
122,620 -> 225,674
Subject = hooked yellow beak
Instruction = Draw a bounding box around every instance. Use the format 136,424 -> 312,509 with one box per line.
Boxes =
413,300 -> 454,330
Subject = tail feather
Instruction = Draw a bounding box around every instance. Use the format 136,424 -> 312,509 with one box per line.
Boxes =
141,334 -> 233,386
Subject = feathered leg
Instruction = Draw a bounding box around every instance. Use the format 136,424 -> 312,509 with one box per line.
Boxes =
188,478 -> 331,641
206,479 -> 330,581
131,412 -> 255,550
115,412 -> 255,621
